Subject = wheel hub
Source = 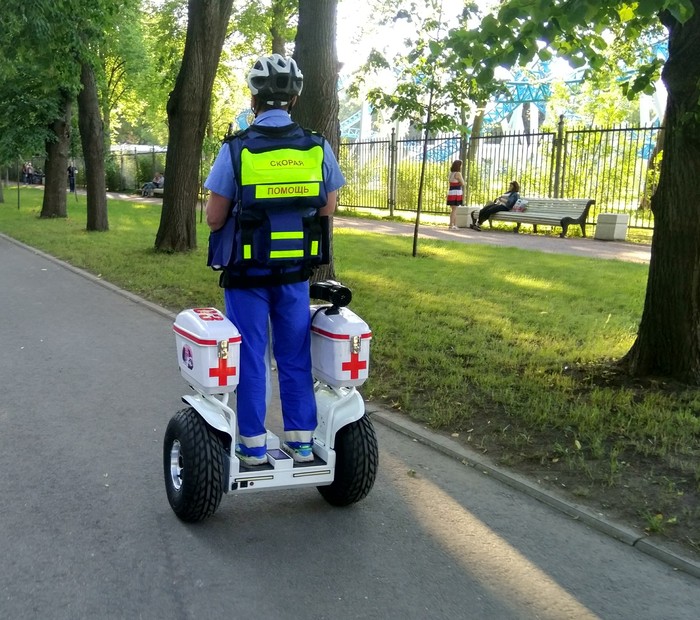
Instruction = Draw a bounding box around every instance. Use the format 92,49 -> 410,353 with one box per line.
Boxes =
169,439 -> 183,491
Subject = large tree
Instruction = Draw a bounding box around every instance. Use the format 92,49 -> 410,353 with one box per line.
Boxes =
625,3 -> 700,381
446,0 -> 700,384
66,0 -> 144,231
0,0 -> 142,228
230,0 -> 296,56
0,74 -> 64,208
78,61 -> 109,231
41,91 -> 73,219
154,0 -> 234,252
293,0 -> 341,154
0,2 -> 83,219
76,0 -> 147,231
100,4 -> 152,149
293,0 -> 341,280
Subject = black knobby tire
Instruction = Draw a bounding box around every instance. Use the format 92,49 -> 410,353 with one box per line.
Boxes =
163,407 -> 227,522
318,414 -> 378,506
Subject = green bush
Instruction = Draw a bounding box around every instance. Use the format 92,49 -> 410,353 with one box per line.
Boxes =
105,155 -> 122,191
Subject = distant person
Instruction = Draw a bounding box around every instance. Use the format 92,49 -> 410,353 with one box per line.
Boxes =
446,159 -> 465,230
142,172 -> 164,197
470,180 -> 520,231
26,162 -> 34,184
67,163 -> 77,193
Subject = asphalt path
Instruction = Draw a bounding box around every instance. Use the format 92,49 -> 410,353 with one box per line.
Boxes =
1,234 -> 697,620
333,216 -> 652,264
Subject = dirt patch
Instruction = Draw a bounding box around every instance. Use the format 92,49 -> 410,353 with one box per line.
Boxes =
496,438 -> 698,559
422,366 -> 700,562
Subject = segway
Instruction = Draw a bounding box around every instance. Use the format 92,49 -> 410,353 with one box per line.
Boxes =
163,280 -> 378,522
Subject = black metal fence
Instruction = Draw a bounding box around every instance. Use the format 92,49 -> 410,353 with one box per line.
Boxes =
109,146 -> 167,192
338,117 -> 663,229
4,147 -> 168,193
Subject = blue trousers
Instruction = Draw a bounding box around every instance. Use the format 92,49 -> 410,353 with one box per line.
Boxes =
224,282 -> 317,443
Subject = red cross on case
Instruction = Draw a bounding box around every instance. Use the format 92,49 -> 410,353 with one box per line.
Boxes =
209,354 -> 237,386
341,351 -> 367,379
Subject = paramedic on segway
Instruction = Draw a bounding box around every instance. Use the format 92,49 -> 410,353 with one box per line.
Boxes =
204,54 -> 346,467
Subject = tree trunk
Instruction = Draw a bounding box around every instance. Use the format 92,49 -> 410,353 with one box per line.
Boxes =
622,2 -> 700,384
40,95 -> 71,219
413,86 -> 435,258
464,107 -> 484,206
458,106 -> 468,164
270,0 -> 287,55
293,0 -> 340,281
638,119 -> 665,211
78,62 -> 109,231
293,0 -> 340,153
155,0 -> 233,252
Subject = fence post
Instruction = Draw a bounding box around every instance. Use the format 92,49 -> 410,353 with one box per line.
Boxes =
552,114 -> 565,198
388,126 -> 397,216
120,151 -> 125,191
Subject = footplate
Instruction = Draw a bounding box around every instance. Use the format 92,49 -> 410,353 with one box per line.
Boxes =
229,445 -> 336,492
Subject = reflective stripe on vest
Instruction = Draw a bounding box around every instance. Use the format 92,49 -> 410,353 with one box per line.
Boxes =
269,225 -> 308,259
240,146 -> 324,200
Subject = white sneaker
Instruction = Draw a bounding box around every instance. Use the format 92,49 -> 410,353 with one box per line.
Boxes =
235,445 -> 267,466
281,442 -> 315,463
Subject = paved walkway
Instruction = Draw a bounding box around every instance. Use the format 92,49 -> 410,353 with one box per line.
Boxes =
106,191 -> 651,264
1,232 -> 697,620
333,216 -> 652,264
107,196 -> 682,568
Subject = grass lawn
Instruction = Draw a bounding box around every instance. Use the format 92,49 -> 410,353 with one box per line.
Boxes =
2,187 -> 699,557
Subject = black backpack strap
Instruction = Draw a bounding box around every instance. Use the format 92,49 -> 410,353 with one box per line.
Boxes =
219,266 -> 313,289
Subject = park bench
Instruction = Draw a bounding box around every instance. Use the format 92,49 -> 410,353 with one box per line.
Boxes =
483,197 -> 596,238
148,187 -> 210,204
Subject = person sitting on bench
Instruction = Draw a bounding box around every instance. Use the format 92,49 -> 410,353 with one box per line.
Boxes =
142,172 -> 164,197
470,180 -> 520,231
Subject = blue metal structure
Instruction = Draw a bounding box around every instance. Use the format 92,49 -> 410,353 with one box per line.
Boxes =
236,110 -> 253,131
342,43 -> 670,153
340,109 -> 363,139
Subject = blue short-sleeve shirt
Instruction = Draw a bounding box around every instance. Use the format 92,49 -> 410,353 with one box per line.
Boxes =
205,109 -> 345,201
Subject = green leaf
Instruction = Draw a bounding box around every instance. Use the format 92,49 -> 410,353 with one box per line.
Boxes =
481,13 -> 499,35
667,0 -> 695,23
476,66 -> 494,86
499,5 -> 521,25
428,40 -> 442,57
618,5 -> 636,22
637,0 -> 662,14
568,0 -> 592,24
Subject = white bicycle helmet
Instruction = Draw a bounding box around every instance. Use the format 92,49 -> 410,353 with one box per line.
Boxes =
247,54 -> 304,105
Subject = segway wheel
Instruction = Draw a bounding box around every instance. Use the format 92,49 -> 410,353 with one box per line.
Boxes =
318,414 -> 378,506
163,407 -> 227,522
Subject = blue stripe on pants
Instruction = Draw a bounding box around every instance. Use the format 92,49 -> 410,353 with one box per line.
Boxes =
224,282 -> 317,440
